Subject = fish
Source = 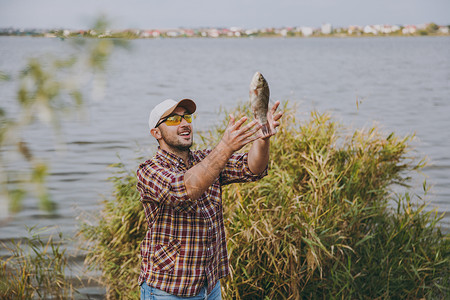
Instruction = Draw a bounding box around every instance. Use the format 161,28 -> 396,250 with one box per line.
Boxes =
249,71 -> 271,136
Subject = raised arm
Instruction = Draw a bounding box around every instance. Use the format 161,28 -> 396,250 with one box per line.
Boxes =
184,115 -> 261,200
248,101 -> 283,174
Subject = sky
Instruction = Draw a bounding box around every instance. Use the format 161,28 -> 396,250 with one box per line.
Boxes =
1,0 -> 449,30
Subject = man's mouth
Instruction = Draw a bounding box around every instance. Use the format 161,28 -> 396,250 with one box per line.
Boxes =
179,131 -> 191,136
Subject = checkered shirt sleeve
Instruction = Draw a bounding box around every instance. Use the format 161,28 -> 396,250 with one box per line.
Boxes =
136,160 -> 197,213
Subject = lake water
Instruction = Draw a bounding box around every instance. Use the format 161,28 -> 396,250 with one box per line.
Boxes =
1,36 -> 449,254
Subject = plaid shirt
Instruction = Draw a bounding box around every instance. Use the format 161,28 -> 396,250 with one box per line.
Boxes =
136,147 -> 267,297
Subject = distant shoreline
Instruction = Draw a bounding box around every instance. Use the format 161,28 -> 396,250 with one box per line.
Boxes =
1,33 -> 449,39
1,23 -> 449,39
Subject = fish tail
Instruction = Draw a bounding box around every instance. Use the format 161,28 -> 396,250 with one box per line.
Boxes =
261,123 -> 271,136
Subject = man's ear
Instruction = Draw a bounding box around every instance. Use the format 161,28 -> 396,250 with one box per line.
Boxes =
150,127 -> 162,140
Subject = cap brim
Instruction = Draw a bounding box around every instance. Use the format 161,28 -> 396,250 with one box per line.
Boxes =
160,98 -> 196,119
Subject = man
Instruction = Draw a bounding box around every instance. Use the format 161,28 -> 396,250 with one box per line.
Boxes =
136,98 -> 282,299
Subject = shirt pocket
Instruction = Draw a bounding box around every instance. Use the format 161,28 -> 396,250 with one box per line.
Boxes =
152,239 -> 180,272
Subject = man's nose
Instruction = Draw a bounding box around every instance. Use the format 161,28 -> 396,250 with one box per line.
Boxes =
179,117 -> 190,126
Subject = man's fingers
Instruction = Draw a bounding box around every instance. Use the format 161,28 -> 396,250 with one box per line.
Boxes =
233,116 -> 248,130
243,134 -> 262,145
241,122 -> 262,139
228,114 -> 235,127
247,136 -> 260,144
270,101 -> 280,114
239,119 -> 260,133
273,111 -> 283,122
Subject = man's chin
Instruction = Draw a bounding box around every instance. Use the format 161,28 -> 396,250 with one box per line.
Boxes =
175,142 -> 193,151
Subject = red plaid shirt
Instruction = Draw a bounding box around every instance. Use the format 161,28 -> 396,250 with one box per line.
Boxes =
136,147 -> 267,297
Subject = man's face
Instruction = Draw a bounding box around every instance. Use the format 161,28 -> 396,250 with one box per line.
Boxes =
157,107 -> 193,151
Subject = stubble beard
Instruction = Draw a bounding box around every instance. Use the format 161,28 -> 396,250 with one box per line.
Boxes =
172,140 -> 192,152
160,127 -> 193,152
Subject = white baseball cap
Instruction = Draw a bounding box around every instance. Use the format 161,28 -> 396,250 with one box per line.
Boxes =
148,98 -> 196,130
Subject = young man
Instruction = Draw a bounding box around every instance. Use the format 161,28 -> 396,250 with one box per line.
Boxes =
136,98 -> 282,299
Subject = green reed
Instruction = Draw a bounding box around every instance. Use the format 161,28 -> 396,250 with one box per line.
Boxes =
0,227 -> 76,299
79,104 -> 448,299
219,104 -> 448,299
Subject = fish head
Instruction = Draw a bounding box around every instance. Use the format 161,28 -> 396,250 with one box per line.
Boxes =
250,71 -> 268,90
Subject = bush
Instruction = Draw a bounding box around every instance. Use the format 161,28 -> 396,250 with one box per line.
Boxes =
80,104 -> 449,299
220,105 -> 448,299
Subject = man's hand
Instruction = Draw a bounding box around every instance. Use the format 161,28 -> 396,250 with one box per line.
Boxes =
185,106 -> 281,200
185,115 -> 261,200
261,100 -> 283,140
219,115 -> 262,154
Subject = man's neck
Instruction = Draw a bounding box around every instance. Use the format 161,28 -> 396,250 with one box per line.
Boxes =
161,145 -> 190,164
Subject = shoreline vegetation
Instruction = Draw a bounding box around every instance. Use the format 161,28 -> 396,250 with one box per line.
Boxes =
3,104 -> 445,299
1,22 -> 449,39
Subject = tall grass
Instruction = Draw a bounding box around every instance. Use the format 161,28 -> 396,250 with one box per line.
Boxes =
79,104 -> 449,299
219,105 -> 448,299
0,227 -> 76,299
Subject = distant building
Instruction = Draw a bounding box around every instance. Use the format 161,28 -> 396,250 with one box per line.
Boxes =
166,30 -> 179,37
300,26 -> 313,37
416,24 -> 427,30
207,29 -> 219,37
229,27 -> 242,37
438,26 -> 449,34
363,25 -> 377,34
402,25 -> 417,34
321,23 -> 332,35
348,25 -> 362,35
179,29 -> 194,37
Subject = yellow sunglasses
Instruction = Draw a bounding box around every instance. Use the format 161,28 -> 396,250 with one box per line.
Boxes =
156,114 -> 193,127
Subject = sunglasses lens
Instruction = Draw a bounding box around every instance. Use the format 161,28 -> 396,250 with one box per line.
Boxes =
164,115 -> 182,126
184,114 -> 192,123
161,114 -> 193,126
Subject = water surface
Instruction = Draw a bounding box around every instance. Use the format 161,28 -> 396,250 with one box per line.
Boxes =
1,36 -> 449,250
